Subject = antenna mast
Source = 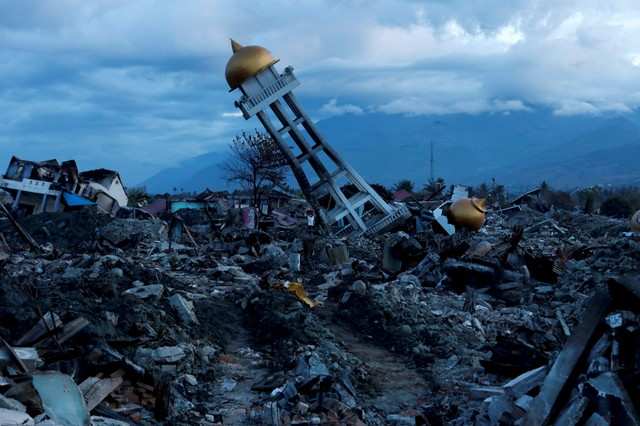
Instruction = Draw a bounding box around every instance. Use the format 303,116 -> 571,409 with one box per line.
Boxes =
429,140 -> 434,182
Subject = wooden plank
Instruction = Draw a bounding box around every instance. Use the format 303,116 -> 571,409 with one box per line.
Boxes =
84,376 -> 123,411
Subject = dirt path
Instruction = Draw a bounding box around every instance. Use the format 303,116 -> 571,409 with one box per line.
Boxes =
326,321 -> 429,415
210,325 -> 270,425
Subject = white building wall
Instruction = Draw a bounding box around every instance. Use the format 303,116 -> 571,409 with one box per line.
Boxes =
104,176 -> 128,208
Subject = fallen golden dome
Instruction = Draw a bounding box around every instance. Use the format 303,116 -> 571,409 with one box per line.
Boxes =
225,39 -> 279,90
631,210 -> 640,232
448,197 -> 487,231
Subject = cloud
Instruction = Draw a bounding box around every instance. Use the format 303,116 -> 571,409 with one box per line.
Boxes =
319,99 -> 364,117
553,100 -> 632,116
377,97 -> 529,115
221,111 -> 243,117
493,99 -> 530,112
3,0 -> 640,183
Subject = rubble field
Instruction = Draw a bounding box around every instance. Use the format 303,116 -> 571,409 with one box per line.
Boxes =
0,202 -> 639,425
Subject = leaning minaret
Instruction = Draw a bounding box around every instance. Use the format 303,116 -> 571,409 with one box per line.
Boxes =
225,39 -> 408,236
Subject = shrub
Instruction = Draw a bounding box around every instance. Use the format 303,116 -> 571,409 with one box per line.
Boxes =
600,196 -> 633,218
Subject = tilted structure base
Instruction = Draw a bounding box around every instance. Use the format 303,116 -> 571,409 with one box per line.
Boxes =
234,65 -> 409,236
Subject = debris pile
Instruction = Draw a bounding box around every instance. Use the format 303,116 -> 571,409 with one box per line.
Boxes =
0,186 -> 639,425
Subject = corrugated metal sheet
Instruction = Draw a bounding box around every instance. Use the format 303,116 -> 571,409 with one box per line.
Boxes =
62,191 -> 95,207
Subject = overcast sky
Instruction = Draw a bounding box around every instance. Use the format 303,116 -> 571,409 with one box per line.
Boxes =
2,0 -> 640,184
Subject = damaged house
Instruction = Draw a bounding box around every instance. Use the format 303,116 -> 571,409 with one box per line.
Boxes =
147,189 -> 295,217
78,168 -> 129,215
229,188 -> 294,215
0,157 -> 81,215
169,189 -> 230,215
0,156 -> 129,216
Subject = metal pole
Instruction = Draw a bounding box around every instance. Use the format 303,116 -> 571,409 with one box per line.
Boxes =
430,140 -> 434,183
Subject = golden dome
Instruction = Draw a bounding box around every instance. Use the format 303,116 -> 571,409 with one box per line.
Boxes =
225,39 -> 279,89
448,197 -> 487,231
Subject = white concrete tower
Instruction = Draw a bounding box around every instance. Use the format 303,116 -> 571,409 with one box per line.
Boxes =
225,40 -> 408,236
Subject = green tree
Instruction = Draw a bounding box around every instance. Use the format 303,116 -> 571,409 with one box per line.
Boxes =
371,183 -> 393,202
600,196 -> 633,218
393,179 -> 414,193
127,186 -> 150,207
423,177 -> 445,194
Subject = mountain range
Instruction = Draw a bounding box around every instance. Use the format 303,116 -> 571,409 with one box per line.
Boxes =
141,109 -> 640,194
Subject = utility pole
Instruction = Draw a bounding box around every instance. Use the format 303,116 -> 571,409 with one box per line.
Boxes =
429,140 -> 434,183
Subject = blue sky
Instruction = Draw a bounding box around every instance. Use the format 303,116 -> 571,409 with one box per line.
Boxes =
2,0 -> 640,184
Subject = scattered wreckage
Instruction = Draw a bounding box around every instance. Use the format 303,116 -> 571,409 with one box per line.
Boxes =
0,157 -> 129,217
0,178 -> 639,425
0,39 -> 638,426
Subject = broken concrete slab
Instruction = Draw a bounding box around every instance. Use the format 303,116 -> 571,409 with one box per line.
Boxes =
584,413 -> 608,426
382,233 -> 406,273
151,346 -> 186,364
0,393 -> 26,413
486,394 -> 519,425
0,347 -> 42,370
587,372 -> 640,425
552,396 -> 589,426
350,280 -> 367,296
386,414 -> 415,425
469,386 -> 505,400
121,284 -> 164,300
78,377 -> 100,396
433,206 -> 455,235
515,395 -> 534,412
82,376 -> 123,411
16,312 -> 62,346
503,365 -> 547,398
55,317 -> 90,345
524,289 -> 612,426
0,408 -> 34,426
90,416 -> 130,426
168,294 -> 199,324
32,372 -> 90,426
326,243 -> 349,266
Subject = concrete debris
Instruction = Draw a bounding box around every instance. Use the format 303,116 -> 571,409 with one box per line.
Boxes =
0,393 -> 26,412
122,284 -> 164,300
0,347 -> 42,371
151,346 -> 186,364
81,376 -> 123,411
168,294 -> 199,325
89,416 -> 129,426
0,192 -> 639,425
32,372 -> 90,426
326,242 -> 350,266
503,365 -> 547,398
16,313 -> 62,346
0,408 -> 34,426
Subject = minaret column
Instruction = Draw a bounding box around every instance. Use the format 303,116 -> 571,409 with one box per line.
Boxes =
224,39 -> 409,236
255,110 -> 327,228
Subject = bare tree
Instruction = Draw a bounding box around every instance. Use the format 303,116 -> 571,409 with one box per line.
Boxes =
223,130 -> 288,213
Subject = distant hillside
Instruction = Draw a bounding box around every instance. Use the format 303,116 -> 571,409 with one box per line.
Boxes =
487,143 -> 640,188
463,115 -> 640,187
141,109 -> 640,194
141,150 -> 229,194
